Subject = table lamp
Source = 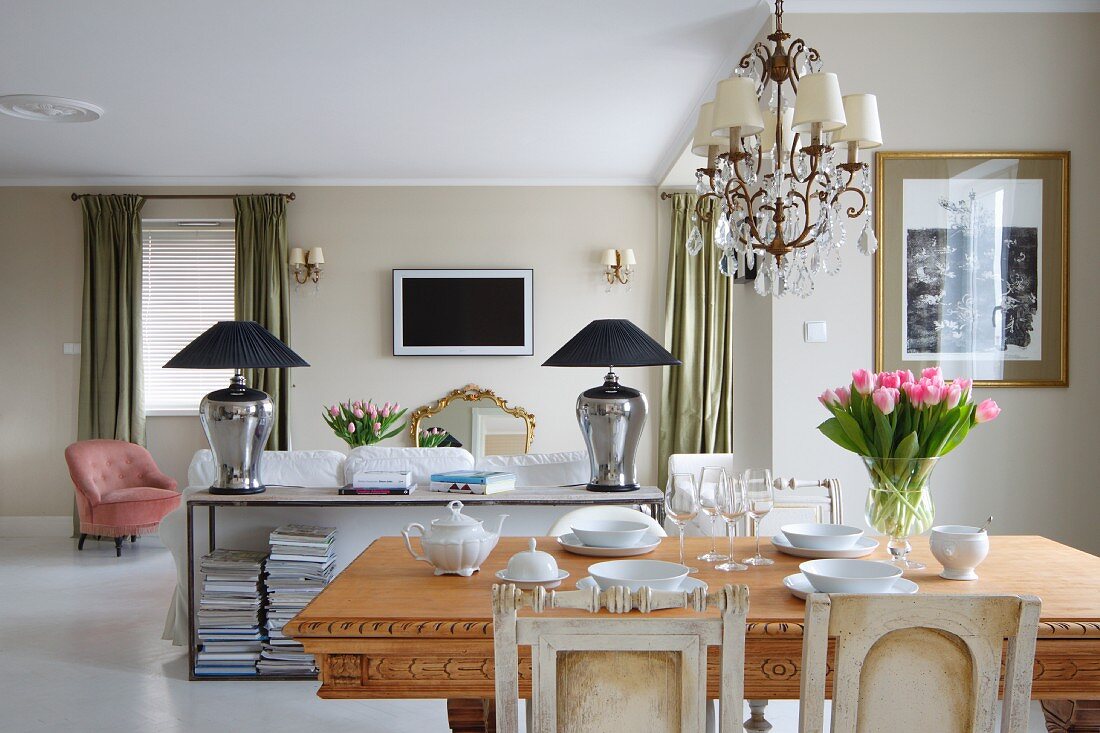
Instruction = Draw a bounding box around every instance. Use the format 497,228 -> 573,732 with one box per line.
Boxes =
543,319 -> 680,492
165,321 -> 309,495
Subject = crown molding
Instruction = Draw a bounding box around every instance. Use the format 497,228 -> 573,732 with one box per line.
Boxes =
782,0 -> 1099,12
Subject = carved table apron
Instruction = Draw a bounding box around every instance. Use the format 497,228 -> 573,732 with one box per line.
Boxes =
288,536 -> 1100,732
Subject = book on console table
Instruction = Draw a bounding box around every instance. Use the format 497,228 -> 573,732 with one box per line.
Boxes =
338,485 -> 417,495
350,469 -> 413,489
428,470 -> 516,495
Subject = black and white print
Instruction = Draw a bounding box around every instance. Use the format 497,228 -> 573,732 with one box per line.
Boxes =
902,179 -> 1042,361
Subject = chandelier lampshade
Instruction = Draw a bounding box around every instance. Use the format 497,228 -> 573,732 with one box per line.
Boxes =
791,72 -> 846,133
835,94 -> 883,148
681,0 -> 884,298
691,102 -> 730,157
712,77 -> 765,137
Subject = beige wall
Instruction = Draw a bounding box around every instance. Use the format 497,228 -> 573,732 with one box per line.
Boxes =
0,187 -> 659,519
768,12 -> 1100,553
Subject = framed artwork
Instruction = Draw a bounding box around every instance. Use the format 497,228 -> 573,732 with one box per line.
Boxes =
875,151 -> 1069,387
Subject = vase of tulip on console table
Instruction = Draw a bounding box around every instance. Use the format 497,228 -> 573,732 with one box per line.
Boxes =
817,368 -> 1001,569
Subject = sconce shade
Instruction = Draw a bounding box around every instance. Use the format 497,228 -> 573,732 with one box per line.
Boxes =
834,93 -> 882,149
691,102 -> 729,157
760,106 -> 795,157
164,321 -> 309,370
307,247 -> 324,264
792,72 -> 846,133
711,77 -> 764,137
543,319 -> 680,368
288,247 -> 306,265
621,249 -> 636,266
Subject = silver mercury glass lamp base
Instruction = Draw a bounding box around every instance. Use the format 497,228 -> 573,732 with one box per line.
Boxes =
577,370 -> 646,492
199,372 -> 274,495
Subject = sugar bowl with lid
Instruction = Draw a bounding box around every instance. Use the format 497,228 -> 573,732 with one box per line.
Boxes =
495,538 -> 570,589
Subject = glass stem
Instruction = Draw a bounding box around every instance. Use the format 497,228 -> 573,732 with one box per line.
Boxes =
728,521 -> 735,560
754,518 -> 762,558
678,523 -> 686,566
710,515 -> 717,554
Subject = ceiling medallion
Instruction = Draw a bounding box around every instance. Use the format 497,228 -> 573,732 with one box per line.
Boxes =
0,95 -> 104,123
687,0 -> 882,298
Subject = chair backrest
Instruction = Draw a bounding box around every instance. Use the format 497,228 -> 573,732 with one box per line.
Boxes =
65,439 -> 161,504
753,477 -> 843,536
493,583 -> 749,733
547,505 -> 668,538
799,593 -> 1041,733
668,454 -> 735,535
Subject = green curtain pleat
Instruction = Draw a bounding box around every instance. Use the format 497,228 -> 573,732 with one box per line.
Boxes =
658,193 -> 734,488
78,194 -> 147,444
234,194 -> 292,450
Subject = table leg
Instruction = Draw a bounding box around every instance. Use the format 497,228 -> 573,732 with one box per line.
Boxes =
447,699 -> 495,733
1042,700 -> 1100,733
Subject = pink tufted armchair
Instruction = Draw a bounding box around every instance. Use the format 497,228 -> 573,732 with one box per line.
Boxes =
65,439 -> 180,556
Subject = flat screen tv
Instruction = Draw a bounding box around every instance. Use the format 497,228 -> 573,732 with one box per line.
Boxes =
393,269 -> 534,355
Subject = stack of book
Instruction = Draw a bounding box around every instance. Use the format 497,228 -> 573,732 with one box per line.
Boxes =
340,469 -> 415,495
195,549 -> 268,676
259,525 -> 337,676
428,470 -> 516,495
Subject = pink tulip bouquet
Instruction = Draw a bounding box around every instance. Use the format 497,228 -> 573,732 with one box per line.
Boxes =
322,399 -> 407,448
817,367 -> 1001,566
418,427 -> 450,448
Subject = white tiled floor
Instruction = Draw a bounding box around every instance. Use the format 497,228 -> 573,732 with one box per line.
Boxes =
0,537 -> 1049,732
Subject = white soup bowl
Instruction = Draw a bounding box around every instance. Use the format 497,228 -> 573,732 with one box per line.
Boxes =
799,559 -> 902,594
571,520 -> 650,549
587,559 -> 689,592
781,523 -> 864,550
930,525 -> 989,581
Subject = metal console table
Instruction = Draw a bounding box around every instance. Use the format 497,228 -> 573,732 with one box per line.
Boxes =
185,485 -> 665,680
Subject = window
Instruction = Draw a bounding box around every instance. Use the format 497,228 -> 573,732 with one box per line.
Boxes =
142,220 -> 235,414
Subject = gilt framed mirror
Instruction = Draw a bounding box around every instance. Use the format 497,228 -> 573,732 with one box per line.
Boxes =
409,384 -> 535,459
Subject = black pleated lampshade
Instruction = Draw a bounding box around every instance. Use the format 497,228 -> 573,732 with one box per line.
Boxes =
164,321 -> 309,369
542,319 -> 680,368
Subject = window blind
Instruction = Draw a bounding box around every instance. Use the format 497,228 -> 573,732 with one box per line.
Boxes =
142,221 -> 236,414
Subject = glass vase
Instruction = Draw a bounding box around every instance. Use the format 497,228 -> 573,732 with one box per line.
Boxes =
862,456 -> 937,569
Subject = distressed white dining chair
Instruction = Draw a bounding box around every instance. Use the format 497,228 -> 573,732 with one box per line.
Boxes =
799,593 -> 1042,733
546,505 -> 667,538
492,582 -> 749,733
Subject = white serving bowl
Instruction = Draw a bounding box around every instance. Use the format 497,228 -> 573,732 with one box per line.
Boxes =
570,520 -> 651,549
587,559 -> 690,591
781,523 -> 864,551
930,525 -> 990,581
799,559 -> 903,594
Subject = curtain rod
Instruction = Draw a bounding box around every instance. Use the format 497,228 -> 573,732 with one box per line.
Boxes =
70,192 -> 296,202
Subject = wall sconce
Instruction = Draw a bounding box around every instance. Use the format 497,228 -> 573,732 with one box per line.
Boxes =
602,248 -> 636,292
289,247 -> 324,290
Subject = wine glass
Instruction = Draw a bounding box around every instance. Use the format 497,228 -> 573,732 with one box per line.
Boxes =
741,468 -> 775,567
665,472 -> 700,574
697,467 -> 730,563
715,472 -> 748,572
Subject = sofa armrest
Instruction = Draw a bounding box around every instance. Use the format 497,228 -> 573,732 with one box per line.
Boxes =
147,470 -> 179,493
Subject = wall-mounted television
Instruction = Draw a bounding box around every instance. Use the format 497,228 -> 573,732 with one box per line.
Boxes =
393,269 -> 534,356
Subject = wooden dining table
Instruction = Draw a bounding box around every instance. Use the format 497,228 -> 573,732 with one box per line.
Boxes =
287,535 -> 1100,732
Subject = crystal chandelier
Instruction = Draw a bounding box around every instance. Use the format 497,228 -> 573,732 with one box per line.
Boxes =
687,0 -> 882,297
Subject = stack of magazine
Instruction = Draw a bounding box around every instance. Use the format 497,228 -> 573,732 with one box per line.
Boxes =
195,549 -> 268,676
259,525 -> 337,675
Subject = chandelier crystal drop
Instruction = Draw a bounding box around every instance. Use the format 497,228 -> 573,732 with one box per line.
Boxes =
687,0 -> 883,298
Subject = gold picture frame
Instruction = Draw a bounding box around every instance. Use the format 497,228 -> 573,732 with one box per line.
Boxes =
875,151 -> 1069,387
409,383 -> 535,451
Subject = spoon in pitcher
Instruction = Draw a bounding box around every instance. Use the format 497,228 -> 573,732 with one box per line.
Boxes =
978,515 -> 993,533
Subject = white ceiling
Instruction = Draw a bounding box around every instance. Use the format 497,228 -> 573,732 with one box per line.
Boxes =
0,0 -> 766,185
1,1 -> 1093,186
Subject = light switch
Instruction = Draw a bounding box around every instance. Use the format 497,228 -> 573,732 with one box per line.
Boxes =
63,342 -> 81,355
803,321 -> 827,343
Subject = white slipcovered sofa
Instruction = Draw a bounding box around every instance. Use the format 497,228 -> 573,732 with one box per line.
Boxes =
160,446 -> 590,644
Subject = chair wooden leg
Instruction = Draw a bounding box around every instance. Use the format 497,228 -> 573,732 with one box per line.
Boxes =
130,535 -> 137,542
114,537 -> 123,557
745,699 -> 773,732
78,533 -> 86,551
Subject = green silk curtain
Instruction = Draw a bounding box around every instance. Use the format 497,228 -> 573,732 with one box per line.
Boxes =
78,194 -> 147,445
234,195 -> 292,450
659,193 -> 734,487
